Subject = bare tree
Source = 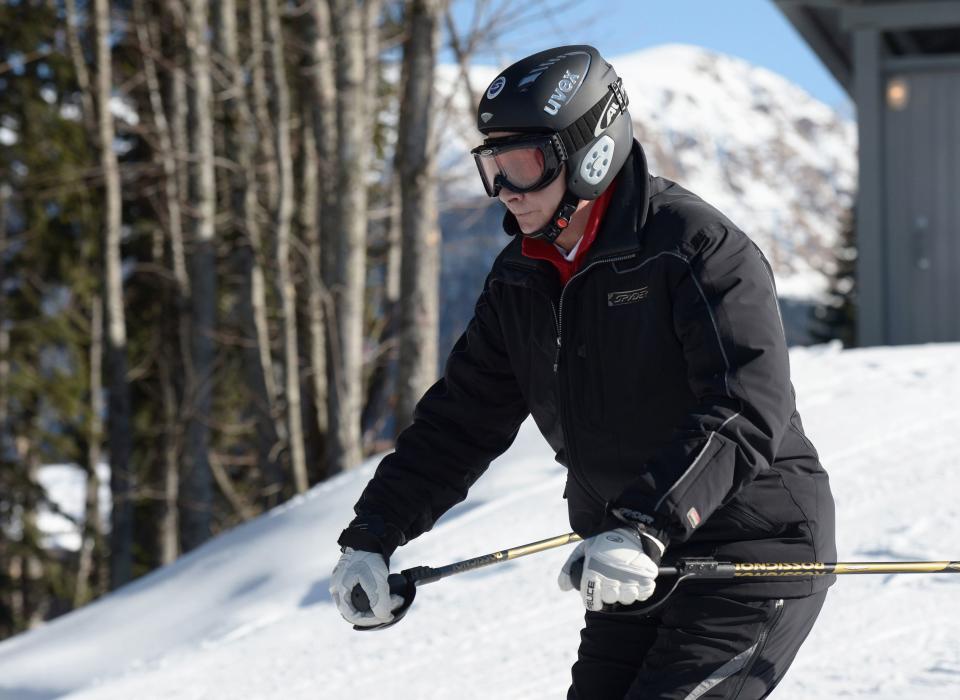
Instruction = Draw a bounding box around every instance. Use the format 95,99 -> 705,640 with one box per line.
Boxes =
157,348 -> 181,564
326,0 -> 369,473
247,0 -> 290,500
363,0 -> 384,136
303,0 -> 339,442
299,112 -> 330,444
264,0 -> 309,494
75,294 -> 105,603
249,0 -> 278,213
93,0 -> 135,589
64,0 -> 96,137
0,184 -> 9,463
15,430 -> 46,628
213,0 -> 286,505
135,1 -> 190,298
394,0 -> 445,432
181,0 -> 218,552
131,0 -> 189,565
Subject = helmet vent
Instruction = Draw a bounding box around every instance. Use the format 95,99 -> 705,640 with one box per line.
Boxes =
580,135 -> 615,185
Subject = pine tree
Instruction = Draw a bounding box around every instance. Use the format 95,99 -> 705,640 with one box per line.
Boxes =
810,203 -> 858,347
0,0 -> 107,636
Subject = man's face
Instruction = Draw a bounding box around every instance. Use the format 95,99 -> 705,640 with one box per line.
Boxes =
487,131 -> 566,234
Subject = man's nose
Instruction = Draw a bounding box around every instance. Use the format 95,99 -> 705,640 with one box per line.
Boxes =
499,187 -> 523,204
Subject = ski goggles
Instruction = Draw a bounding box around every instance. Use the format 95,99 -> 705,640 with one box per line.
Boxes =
470,133 -> 566,197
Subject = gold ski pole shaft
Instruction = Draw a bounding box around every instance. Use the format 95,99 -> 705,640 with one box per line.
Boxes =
731,560 -> 960,577
352,531 -> 960,631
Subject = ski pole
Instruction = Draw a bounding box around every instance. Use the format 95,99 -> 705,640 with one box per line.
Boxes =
349,532 -> 584,631
567,556 -> 960,615
350,531 -> 960,630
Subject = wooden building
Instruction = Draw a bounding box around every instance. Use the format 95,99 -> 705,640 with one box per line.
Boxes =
775,0 -> 960,345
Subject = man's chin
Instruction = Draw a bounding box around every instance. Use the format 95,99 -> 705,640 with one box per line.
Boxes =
515,214 -> 547,233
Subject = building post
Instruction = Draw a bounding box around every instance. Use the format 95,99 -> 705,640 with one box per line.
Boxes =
852,28 -> 887,346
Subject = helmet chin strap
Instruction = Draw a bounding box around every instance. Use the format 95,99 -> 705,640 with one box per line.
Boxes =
521,189 -> 581,244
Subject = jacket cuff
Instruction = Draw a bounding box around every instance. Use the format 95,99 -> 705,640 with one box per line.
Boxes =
608,505 -> 671,555
337,513 -> 407,565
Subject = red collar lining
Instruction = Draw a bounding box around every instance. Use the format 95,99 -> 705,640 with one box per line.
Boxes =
521,178 -> 618,285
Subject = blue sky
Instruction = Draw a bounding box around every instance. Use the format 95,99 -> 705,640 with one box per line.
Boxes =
447,0 -> 851,113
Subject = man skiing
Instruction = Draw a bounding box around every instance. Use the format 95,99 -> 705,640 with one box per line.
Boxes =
330,45 -> 837,699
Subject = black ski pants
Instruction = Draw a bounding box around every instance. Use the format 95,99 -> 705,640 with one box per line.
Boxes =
567,588 -> 827,699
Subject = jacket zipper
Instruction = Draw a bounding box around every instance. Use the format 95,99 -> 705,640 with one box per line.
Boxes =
551,253 -> 637,507
553,253 -> 637,374
726,598 -> 785,699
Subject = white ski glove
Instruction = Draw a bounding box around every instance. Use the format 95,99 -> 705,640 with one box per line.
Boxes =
558,527 -> 664,612
329,547 -> 404,626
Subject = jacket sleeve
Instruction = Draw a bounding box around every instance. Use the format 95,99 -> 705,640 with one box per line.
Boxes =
340,276 -> 530,559
613,224 -> 793,544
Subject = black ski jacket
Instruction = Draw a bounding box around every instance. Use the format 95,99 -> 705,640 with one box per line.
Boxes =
340,141 -> 837,598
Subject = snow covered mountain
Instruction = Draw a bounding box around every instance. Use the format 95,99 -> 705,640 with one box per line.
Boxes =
1,341 -> 959,700
436,44 -> 857,305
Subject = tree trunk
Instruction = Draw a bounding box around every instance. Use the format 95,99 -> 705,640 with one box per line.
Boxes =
64,0 -> 96,137
395,0 -> 443,433
94,0 -> 135,590
385,177 -> 402,307
217,0 -> 285,505
170,68 -> 190,246
249,0 -> 278,213
135,0 -> 190,298
307,0 -> 338,292
300,116 -> 329,440
359,173 -> 400,447
363,0 -> 383,136
181,0 -> 218,552
264,0 -> 309,494
0,184 -> 9,451
133,0 -> 190,564
18,432 -> 47,628
247,0 -> 284,457
157,351 -> 180,564
303,0 -> 337,442
75,294 -> 105,604
326,0 -> 369,473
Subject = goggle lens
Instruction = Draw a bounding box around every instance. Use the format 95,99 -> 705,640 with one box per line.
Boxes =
471,136 -> 561,197
478,147 -> 545,191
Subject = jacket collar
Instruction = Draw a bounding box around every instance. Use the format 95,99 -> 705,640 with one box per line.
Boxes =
498,139 -> 652,274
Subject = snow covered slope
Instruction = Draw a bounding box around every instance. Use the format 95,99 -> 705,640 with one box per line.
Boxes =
437,44 -> 857,301
1,341 -> 959,699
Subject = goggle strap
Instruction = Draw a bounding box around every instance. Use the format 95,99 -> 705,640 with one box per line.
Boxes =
556,78 -> 629,158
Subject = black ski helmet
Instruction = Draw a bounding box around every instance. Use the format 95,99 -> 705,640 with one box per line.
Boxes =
476,45 -> 632,201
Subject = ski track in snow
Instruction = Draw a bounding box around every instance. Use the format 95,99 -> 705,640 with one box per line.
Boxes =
0,342 -> 959,700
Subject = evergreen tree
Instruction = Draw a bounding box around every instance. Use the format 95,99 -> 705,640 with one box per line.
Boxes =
0,0 -> 486,642
0,0 -> 105,636
810,202 -> 858,347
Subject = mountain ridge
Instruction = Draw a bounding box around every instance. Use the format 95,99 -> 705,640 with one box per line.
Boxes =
435,43 -> 857,315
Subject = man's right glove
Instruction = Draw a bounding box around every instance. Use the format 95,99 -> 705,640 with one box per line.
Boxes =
558,526 -> 664,612
329,547 -> 404,627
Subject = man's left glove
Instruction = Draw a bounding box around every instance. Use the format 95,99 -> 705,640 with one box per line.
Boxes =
558,527 -> 665,611
329,547 -> 404,627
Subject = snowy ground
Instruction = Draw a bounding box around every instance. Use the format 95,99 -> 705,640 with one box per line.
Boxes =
1,341 -> 959,700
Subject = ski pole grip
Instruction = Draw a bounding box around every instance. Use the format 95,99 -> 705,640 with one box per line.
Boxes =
570,557 -> 681,590
351,573 -> 408,613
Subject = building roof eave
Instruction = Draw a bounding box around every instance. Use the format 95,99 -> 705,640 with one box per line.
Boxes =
775,1 -> 854,96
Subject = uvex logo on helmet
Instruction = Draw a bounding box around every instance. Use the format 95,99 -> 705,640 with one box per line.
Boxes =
544,70 -> 582,115
528,51 -> 591,116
